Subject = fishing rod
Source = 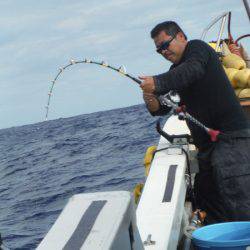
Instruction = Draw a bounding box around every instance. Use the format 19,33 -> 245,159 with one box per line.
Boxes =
45,59 -> 221,142
45,59 -> 140,120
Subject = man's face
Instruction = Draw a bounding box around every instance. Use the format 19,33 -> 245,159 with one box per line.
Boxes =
154,31 -> 187,64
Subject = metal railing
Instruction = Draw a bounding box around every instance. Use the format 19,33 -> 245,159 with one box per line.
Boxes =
201,12 -> 230,52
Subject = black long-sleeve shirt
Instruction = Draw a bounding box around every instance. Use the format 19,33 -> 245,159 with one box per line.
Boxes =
151,40 -> 248,150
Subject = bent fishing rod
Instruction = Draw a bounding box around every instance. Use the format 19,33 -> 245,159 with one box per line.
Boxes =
45,59 -> 140,120
45,59 -> 220,142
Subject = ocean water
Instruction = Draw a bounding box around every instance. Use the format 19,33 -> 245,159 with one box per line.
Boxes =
0,104 -> 161,249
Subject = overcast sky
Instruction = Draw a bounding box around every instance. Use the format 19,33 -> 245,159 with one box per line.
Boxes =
0,0 -> 249,129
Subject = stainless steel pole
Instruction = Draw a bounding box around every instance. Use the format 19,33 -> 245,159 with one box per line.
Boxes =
243,0 -> 250,21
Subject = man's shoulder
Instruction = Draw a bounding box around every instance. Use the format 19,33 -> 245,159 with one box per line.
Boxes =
188,39 -> 212,49
187,39 -> 216,54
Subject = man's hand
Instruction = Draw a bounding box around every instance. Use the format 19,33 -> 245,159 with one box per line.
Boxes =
139,76 -> 155,93
143,92 -> 160,112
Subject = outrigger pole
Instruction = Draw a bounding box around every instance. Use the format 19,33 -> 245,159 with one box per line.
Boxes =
45,59 -> 221,142
242,0 -> 250,21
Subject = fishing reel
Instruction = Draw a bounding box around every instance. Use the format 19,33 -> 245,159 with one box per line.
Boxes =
158,91 -> 187,121
156,91 -> 193,144
158,91 -> 180,107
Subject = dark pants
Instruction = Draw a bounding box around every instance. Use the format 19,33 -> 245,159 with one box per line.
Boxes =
194,130 -> 250,224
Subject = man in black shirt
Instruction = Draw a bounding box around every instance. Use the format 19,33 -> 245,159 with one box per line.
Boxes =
140,21 -> 250,223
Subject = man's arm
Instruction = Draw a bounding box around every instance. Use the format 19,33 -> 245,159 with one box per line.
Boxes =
143,92 -> 171,116
154,40 -> 211,95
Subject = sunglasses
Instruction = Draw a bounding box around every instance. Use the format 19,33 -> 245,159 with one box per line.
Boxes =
156,36 -> 175,54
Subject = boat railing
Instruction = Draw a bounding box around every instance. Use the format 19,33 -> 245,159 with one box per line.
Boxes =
201,11 -> 230,52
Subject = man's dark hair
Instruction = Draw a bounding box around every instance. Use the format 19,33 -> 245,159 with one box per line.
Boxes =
151,21 -> 187,40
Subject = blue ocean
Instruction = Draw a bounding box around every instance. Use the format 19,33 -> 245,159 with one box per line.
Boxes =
0,104 -> 161,249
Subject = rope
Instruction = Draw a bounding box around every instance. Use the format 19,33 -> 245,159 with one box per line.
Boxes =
235,34 -> 250,45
